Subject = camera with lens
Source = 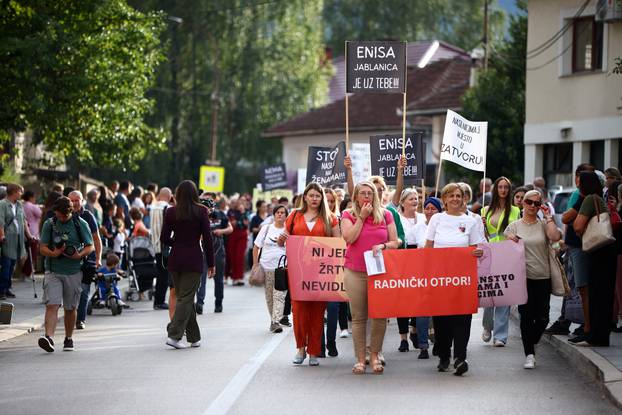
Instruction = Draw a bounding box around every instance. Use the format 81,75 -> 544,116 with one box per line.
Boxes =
200,198 -> 215,210
52,234 -> 66,250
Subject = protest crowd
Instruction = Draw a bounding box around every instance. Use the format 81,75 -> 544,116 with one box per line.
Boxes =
0,157 -> 620,378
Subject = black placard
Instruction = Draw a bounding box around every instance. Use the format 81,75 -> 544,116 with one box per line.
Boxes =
306,142 -> 347,187
261,163 -> 288,191
369,133 -> 424,185
346,41 -> 407,94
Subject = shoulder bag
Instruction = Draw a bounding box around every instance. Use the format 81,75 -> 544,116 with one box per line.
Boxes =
249,226 -> 268,286
274,255 -> 288,291
541,220 -> 570,297
582,195 -> 616,252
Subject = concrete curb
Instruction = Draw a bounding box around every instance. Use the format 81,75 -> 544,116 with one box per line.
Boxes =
0,279 -> 131,343
510,308 -> 622,410
542,333 -> 622,410
0,313 -> 46,343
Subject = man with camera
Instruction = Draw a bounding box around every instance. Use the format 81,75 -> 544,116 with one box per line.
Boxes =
38,197 -> 94,352
69,190 -> 103,330
196,192 -> 231,314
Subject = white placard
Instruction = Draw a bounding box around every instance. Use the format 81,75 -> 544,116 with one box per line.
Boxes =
297,168 -> 307,194
350,143 -> 371,184
440,109 -> 487,172
364,250 -> 386,276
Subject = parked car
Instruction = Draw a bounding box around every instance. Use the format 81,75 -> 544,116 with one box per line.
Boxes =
550,187 -> 575,234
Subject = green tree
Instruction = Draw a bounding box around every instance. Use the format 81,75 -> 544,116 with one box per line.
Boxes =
323,0 -> 505,55
114,0 -> 330,191
449,1 -> 526,186
0,0 -> 166,168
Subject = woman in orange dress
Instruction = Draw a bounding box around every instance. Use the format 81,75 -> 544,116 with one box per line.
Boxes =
279,183 -> 340,366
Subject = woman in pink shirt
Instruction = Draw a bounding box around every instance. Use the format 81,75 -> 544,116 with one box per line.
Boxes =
341,181 -> 399,374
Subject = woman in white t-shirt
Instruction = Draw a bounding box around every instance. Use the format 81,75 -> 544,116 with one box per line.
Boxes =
396,188 -> 430,357
425,183 -> 485,376
253,205 -> 288,333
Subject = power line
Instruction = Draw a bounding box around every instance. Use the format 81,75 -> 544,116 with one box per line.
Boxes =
526,0 -> 604,72
526,0 -> 591,59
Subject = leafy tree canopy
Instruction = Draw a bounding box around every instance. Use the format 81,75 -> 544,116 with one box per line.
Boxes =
448,0 -> 526,186
0,0 -> 166,167
323,0 -> 506,54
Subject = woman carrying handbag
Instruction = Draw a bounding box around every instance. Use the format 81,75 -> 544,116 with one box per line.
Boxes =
252,205 -> 288,333
572,171 -> 617,347
505,190 -> 562,369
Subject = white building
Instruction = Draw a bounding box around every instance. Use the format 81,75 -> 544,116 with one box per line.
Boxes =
524,0 -> 622,186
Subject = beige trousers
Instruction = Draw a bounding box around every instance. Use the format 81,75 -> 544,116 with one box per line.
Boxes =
344,268 -> 386,362
264,270 -> 285,323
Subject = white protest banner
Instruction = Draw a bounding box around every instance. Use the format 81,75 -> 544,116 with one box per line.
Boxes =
440,109 -> 487,172
349,143 -> 371,185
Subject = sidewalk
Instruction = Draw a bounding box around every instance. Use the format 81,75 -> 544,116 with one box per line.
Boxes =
515,296 -> 622,409
0,274 -> 131,343
0,274 -> 47,342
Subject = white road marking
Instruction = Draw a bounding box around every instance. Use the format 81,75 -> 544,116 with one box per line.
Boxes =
202,329 -> 290,415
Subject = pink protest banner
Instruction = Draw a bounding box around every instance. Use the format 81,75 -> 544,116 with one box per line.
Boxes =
477,240 -> 527,307
286,235 -> 348,302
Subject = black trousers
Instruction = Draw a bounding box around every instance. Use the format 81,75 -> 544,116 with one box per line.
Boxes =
588,244 -> 617,346
397,317 -> 416,334
153,253 -> 169,306
338,302 -> 349,331
518,279 -> 551,356
433,314 -> 472,361
283,290 -> 291,316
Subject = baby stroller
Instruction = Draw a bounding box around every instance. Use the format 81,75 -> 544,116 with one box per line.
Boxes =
125,236 -> 158,302
87,272 -> 124,316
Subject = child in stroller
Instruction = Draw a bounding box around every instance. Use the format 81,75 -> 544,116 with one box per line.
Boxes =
87,253 -> 127,316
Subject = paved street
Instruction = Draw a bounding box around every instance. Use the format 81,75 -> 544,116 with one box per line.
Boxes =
0,280 -> 619,415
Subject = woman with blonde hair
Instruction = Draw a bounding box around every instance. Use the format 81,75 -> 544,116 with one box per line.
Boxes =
341,181 -> 400,374
425,183 -> 485,376
278,183 -> 340,366
505,189 -> 561,368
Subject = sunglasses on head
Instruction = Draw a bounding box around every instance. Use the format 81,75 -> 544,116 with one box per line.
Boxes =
523,199 -> 542,207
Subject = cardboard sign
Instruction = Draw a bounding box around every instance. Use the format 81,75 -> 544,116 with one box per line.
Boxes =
369,133 -> 424,184
367,247 -> 478,318
350,143 -> 371,184
306,142 -> 347,187
261,163 -> 288,191
252,188 -> 294,208
441,110 -> 488,172
477,240 -> 528,308
286,236 -> 348,302
346,41 -> 407,93
199,166 -> 225,192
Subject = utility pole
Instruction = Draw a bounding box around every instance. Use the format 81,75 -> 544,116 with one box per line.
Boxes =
483,0 -> 489,70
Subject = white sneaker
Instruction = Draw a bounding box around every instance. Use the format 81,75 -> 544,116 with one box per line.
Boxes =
190,341 -> 201,348
524,354 -> 536,369
482,329 -> 492,343
166,338 -> 187,349
493,339 -> 506,347
339,329 -> 350,338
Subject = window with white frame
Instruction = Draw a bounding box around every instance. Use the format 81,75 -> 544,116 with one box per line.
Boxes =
572,16 -> 604,73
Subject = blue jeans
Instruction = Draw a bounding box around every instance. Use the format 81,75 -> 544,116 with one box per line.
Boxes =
197,253 -> 225,307
98,280 -> 121,300
0,256 -> 16,294
483,306 -> 510,343
77,282 -> 91,322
